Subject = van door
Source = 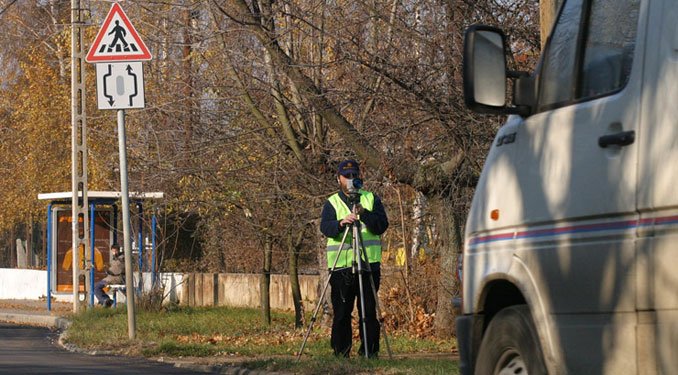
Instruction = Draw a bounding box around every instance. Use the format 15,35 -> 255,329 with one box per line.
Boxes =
636,0 -> 678,372
510,0 -> 643,372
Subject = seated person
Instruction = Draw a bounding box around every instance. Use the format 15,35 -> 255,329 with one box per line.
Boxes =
94,244 -> 125,307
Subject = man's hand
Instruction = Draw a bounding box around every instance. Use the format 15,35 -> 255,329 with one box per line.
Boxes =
340,213 -> 359,227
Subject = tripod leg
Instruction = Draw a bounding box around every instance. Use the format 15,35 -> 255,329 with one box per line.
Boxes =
353,222 -> 371,359
356,229 -> 394,359
297,225 -> 352,360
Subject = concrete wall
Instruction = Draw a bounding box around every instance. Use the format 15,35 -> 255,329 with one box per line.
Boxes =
0,268 -> 47,299
0,268 -> 318,311
153,272 -> 185,305
183,273 -> 320,311
0,268 -> 184,304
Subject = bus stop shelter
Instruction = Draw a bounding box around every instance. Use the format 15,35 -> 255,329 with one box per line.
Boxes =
38,191 -> 163,310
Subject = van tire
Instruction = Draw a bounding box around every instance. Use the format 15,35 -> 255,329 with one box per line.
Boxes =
474,305 -> 547,375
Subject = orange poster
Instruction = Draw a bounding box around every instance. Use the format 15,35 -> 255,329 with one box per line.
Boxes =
55,210 -> 113,292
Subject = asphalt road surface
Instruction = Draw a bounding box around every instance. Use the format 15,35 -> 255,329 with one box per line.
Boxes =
0,323 -> 202,374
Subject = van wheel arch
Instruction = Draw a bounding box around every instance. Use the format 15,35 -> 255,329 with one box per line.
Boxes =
471,279 -> 529,370
478,280 -> 527,331
474,305 -> 547,375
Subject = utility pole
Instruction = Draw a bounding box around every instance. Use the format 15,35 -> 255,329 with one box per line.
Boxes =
71,0 -> 90,312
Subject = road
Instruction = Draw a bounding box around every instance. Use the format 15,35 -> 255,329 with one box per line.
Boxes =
0,323 -> 202,374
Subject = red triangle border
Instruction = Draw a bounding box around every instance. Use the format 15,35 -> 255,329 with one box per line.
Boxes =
86,3 -> 152,63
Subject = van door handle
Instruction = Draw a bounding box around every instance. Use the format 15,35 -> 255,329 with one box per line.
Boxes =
598,130 -> 635,148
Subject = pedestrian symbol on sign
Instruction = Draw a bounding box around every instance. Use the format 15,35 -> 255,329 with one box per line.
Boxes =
86,3 -> 151,63
108,21 -> 130,52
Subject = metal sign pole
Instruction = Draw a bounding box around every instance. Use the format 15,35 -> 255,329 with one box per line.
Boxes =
117,109 -> 137,339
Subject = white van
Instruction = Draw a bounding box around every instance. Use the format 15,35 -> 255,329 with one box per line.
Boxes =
457,0 -> 678,374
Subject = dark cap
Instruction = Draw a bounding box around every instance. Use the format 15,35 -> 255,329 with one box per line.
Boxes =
337,159 -> 360,177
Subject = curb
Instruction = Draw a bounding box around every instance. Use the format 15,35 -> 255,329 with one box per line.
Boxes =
0,312 -> 71,330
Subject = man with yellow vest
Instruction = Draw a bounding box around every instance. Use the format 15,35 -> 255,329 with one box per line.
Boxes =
320,159 -> 389,358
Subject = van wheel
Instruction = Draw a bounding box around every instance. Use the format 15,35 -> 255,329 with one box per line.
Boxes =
475,305 -> 547,375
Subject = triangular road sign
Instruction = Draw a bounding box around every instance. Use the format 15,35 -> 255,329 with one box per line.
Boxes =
86,3 -> 152,63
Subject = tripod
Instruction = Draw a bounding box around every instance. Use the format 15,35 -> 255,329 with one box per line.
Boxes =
298,203 -> 393,360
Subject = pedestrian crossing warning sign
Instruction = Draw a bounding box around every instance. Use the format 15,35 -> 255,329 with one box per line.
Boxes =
86,3 -> 152,63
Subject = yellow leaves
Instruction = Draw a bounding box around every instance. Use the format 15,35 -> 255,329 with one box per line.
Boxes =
379,286 -> 436,339
412,307 -> 435,338
0,27 -> 73,231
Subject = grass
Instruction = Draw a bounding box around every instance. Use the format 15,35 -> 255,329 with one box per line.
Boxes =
65,305 -> 458,374
240,355 -> 457,374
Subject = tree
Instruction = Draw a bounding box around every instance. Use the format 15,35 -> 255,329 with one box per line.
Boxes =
211,0 -> 541,336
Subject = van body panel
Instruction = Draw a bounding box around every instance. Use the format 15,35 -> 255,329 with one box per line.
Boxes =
460,0 -> 659,373
636,0 -> 678,310
514,216 -> 638,314
634,1 -> 678,371
555,313 -> 637,374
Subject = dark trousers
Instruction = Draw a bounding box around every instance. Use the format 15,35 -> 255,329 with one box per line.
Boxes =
94,280 -> 111,305
329,262 -> 381,358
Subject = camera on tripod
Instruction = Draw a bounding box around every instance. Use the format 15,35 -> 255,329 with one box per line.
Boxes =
346,178 -> 363,203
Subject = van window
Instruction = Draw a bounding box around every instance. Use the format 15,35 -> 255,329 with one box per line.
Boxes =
538,0 -> 583,107
580,0 -> 640,97
538,0 -> 640,110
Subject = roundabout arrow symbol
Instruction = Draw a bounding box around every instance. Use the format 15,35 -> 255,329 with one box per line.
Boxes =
126,65 -> 138,106
103,64 -> 114,106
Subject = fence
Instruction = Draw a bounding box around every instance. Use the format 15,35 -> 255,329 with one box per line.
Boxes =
181,273 -> 319,310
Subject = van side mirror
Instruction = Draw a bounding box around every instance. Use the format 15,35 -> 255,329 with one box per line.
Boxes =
463,25 -> 531,116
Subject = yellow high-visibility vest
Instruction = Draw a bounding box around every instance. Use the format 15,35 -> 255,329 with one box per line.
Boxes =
326,191 -> 382,268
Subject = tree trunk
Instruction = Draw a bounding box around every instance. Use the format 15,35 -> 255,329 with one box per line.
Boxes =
314,219 -> 332,326
260,235 -> 272,325
308,0 -> 326,157
263,48 -> 306,163
394,187 -> 415,322
182,4 -> 195,155
288,231 -> 304,328
410,192 -> 426,263
431,198 -> 463,338
9,226 -> 16,268
28,217 -> 33,267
